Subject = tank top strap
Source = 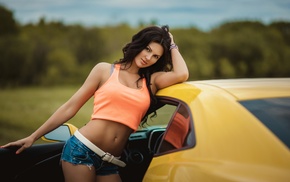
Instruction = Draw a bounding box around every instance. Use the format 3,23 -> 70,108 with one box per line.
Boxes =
110,64 -> 115,75
111,64 -> 120,78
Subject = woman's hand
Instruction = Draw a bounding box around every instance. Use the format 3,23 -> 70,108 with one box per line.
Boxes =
1,136 -> 35,154
169,32 -> 175,44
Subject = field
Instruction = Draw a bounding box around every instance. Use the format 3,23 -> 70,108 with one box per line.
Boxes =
0,86 -> 93,145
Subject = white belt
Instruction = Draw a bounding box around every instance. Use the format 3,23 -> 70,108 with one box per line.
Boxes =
74,130 -> 126,167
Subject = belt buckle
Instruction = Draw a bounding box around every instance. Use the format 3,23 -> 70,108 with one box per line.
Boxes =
101,152 -> 111,158
101,152 -> 114,162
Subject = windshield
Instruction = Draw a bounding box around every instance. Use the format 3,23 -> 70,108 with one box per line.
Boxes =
240,97 -> 290,148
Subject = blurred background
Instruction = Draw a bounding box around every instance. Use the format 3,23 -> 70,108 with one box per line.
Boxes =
0,0 -> 290,143
1,0 -> 290,87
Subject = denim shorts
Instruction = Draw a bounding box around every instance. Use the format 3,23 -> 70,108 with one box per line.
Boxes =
60,135 -> 119,176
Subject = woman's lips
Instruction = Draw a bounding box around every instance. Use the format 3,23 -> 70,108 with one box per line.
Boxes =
141,59 -> 147,65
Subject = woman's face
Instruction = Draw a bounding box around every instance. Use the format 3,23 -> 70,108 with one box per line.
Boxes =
134,42 -> 164,68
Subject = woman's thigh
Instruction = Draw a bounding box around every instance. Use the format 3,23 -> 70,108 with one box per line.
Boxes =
62,160 -> 96,182
62,161 -> 122,182
96,173 -> 122,182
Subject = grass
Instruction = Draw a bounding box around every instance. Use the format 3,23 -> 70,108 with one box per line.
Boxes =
0,86 -> 93,145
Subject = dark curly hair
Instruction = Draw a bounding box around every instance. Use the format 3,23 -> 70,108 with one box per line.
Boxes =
115,25 -> 173,125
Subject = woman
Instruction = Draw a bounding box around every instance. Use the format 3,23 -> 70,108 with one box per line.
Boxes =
1,25 -> 189,182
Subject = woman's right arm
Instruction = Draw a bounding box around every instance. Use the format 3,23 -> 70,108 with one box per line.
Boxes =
1,62 -> 110,154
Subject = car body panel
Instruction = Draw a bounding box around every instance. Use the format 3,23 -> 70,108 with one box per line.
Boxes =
192,78 -> 290,100
145,78 -> 290,182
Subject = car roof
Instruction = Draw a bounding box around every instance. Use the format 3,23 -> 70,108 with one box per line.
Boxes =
188,78 -> 290,100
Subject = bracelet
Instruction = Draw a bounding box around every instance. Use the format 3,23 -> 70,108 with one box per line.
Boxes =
169,44 -> 178,51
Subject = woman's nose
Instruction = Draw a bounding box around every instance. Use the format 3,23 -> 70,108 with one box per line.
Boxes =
145,54 -> 152,60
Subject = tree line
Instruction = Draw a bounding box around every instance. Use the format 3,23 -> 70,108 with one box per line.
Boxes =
1,5 -> 290,88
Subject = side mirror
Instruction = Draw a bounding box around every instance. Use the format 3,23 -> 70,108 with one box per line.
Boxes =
41,123 -> 78,142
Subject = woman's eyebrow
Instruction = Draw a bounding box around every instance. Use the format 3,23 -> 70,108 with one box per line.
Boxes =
148,45 -> 152,51
148,45 -> 162,56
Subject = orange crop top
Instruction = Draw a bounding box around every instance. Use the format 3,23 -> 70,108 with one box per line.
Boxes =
91,64 -> 151,131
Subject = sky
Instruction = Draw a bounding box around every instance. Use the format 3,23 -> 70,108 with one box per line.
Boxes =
1,0 -> 290,31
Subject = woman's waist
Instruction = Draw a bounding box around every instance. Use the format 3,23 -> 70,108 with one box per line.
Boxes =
77,119 -> 131,156
91,112 -> 144,131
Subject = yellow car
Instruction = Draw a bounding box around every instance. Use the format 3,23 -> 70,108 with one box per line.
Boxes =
1,78 -> 289,182
143,78 -> 290,182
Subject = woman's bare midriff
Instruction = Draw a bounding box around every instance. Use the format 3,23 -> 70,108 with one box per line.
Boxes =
78,119 -> 133,156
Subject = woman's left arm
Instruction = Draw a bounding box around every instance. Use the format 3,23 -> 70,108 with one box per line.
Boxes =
153,33 -> 189,90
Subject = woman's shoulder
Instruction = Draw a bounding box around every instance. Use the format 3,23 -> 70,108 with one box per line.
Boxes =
88,62 -> 114,88
95,62 -> 112,69
91,62 -> 112,73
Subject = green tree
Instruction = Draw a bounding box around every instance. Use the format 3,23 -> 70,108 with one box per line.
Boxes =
0,5 -> 18,35
210,21 -> 269,78
41,49 -> 77,85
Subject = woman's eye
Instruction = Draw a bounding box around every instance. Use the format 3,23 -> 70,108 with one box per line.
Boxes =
154,55 -> 159,59
146,47 -> 150,52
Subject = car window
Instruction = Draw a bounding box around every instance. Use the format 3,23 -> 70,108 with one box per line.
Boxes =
240,97 -> 290,148
156,100 -> 195,155
143,103 -> 177,128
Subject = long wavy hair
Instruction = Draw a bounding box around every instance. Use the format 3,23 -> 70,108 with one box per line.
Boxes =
115,25 -> 173,125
